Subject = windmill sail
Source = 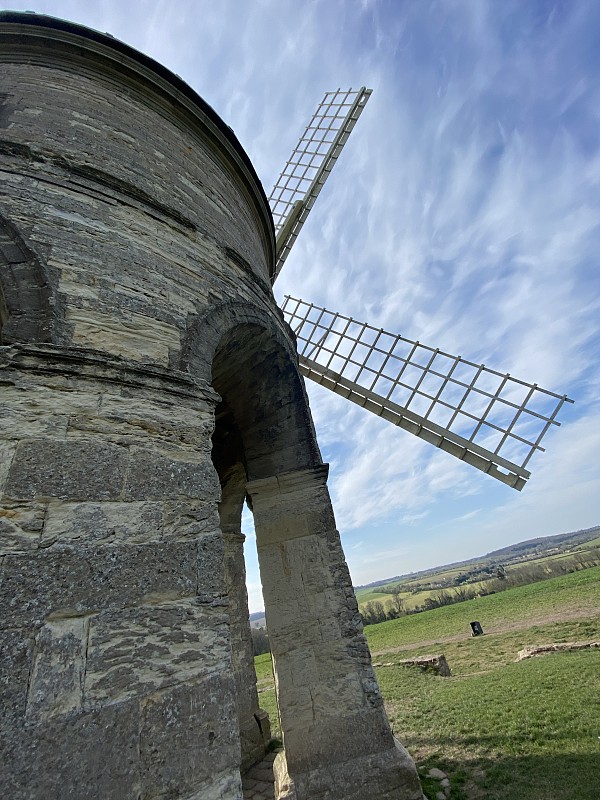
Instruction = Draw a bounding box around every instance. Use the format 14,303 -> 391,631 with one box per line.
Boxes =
269,87 -> 372,282
282,296 -> 573,490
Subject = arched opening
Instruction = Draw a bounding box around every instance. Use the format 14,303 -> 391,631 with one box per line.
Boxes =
210,322 -> 322,771
204,311 -> 417,799
212,322 -> 321,482
211,399 -> 270,771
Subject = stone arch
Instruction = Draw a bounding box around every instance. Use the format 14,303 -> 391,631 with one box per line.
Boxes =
184,300 -> 418,798
0,212 -> 53,344
185,300 -> 323,771
181,300 -> 322,480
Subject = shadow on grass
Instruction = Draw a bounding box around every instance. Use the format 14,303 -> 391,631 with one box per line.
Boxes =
414,749 -> 599,800
406,728 -> 589,747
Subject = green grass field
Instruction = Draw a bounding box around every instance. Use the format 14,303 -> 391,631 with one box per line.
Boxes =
354,587 -> 396,605
255,566 -> 600,799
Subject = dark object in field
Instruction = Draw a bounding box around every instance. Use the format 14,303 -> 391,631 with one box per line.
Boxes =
470,621 -> 484,636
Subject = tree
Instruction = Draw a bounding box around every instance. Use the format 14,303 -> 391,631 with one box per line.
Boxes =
251,626 -> 270,656
389,587 -> 405,617
362,600 -> 387,626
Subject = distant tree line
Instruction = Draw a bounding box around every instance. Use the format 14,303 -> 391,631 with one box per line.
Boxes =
359,547 -> 600,627
251,626 -> 270,656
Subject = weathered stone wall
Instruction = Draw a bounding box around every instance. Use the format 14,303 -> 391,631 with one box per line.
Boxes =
0,17 -> 275,361
0,14 -> 276,799
0,344 -> 241,799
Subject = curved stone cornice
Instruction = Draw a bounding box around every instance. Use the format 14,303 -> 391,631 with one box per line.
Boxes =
0,11 -> 276,278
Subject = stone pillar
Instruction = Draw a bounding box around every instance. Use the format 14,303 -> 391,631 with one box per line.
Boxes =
0,344 -> 243,800
247,467 -> 422,800
222,524 -> 271,770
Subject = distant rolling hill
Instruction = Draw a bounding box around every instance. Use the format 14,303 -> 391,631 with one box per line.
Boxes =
354,524 -> 600,593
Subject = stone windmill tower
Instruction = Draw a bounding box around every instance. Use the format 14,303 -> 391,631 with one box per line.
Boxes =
0,12 -> 570,800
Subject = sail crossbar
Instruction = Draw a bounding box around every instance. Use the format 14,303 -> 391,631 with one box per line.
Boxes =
282,296 -> 573,489
269,88 -> 371,282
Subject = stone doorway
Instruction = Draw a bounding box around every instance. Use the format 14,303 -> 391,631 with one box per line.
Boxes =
211,398 -> 273,773
208,318 -> 422,799
210,320 -> 317,774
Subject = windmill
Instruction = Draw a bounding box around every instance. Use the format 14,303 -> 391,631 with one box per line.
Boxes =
267,88 -> 572,491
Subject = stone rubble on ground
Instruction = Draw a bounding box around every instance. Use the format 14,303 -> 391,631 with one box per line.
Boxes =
515,640 -> 599,661
421,767 -> 451,800
427,768 -> 447,781
373,655 -> 452,677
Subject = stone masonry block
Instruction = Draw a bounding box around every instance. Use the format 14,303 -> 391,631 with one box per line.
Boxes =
84,601 -> 230,707
3,438 -> 127,501
0,541 -> 198,628
66,306 -> 181,366
42,501 -> 164,546
0,389 -> 69,440
0,441 -> 17,493
0,697 -> 142,800
291,741 -> 423,800
197,531 -> 227,598
26,616 -> 87,721
163,500 -> 220,540
140,675 -> 240,799
0,501 -> 47,552
123,446 -> 219,501
92,394 -> 215,450
0,627 -> 34,727
284,706 -> 395,775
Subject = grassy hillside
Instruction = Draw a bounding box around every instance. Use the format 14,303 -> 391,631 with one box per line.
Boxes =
256,566 -> 600,799
365,566 -> 600,652
354,587 -> 395,605
355,530 -> 600,620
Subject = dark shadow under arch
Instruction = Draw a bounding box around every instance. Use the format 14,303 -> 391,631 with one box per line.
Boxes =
0,212 -> 53,343
183,300 -> 322,481
212,322 -> 321,481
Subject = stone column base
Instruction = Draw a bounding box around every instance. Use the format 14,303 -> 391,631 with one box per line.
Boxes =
273,739 -> 424,800
240,709 -> 272,773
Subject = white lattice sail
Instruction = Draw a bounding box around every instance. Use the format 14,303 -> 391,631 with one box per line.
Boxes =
282,296 -> 573,490
268,87 -> 371,281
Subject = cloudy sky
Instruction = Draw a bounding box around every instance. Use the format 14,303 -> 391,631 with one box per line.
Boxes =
6,0 -> 600,610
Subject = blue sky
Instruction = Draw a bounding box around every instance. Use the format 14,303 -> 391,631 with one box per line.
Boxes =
6,0 -> 600,610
